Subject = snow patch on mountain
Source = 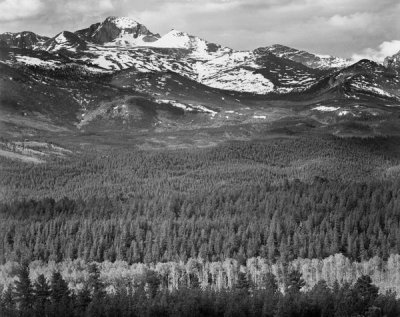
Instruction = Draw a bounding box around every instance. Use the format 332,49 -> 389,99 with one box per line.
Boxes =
104,34 -> 149,47
149,30 -> 230,59
111,17 -> 139,29
202,68 -> 274,94
195,51 -> 254,80
155,99 -> 218,115
152,30 -> 195,49
351,80 -> 397,99
15,56 -> 60,67
312,106 -> 340,112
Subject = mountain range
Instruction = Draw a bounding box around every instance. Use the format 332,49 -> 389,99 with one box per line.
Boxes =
1,16 -> 400,149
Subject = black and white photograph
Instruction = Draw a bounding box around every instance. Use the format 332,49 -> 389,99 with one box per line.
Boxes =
1,0 -> 400,316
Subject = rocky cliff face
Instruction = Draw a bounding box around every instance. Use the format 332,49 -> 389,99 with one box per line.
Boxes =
75,16 -> 160,45
384,51 -> 400,71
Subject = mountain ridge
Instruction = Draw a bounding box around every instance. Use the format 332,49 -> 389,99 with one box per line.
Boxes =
1,16 -> 400,141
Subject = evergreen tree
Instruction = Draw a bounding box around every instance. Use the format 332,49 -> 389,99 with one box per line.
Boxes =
285,270 -> 305,295
236,271 -> 251,293
32,274 -> 50,317
86,263 -> 106,317
14,263 -> 33,316
309,280 -> 334,317
50,271 -> 70,317
75,283 -> 92,316
145,270 -> 161,298
1,286 -> 17,317
353,275 -> 379,315
87,263 -> 106,299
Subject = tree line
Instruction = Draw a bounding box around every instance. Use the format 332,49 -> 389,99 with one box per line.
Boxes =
1,262 -> 399,317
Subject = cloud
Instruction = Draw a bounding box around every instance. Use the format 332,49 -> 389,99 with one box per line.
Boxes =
352,40 -> 400,63
64,0 -> 114,15
0,0 -> 44,21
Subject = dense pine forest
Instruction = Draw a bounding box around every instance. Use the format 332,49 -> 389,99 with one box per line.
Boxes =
2,135 -> 400,264
2,134 -> 400,315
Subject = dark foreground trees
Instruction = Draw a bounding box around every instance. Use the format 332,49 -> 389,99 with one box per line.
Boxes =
1,265 -> 400,317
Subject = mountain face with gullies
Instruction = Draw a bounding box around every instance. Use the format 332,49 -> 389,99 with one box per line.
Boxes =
384,50 -> 400,72
75,16 -> 161,46
1,16 -> 400,136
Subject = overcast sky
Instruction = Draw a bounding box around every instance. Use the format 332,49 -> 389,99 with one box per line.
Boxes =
0,0 -> 400,61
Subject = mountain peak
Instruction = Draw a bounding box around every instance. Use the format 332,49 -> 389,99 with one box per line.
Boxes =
43,31 -> 87,51
75,16 -> 159,45
167,29 -> 189,36
259,44 -> 351,69
270,44 -> 292,50
103,16 -> 140,29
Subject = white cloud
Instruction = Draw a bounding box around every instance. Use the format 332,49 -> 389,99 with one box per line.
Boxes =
64,0 -> 114,15
328,13 -> 372,29
0,0 -> 44,21
352,40 -> 400,63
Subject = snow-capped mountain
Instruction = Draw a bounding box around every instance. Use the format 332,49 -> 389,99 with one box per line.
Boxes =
42,31 -> 88,52
1,16 -> 399,99
2,16 -> 400,140
0,31 -> 49,49
75,16 -> 160,46
149,29 -> 231,58
301,59 -> 400,101
263,44 -> 352,70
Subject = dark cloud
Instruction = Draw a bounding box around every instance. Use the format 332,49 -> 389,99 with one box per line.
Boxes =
0,0 -> 399,59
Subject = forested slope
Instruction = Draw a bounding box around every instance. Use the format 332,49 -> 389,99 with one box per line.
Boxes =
1,135 -> 400,265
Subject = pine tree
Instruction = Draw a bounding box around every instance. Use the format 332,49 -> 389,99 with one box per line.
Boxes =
50,271 -> 70,317
86,263 -> 106,317
236,272 -> 251,293
263,272 -> 278,294
145,270 -> 161,298
14,263 -> 33,316
88,263 -> 106,299
1,286 -> 17,317
285,270 -> 305,295
75,283 -> 91,316
32,274 -> 50,317
353,275 -> 379,315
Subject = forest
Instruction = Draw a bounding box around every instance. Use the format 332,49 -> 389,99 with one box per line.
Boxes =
2,262 -> 400,317
2,134 -> 400,314
2,135 -> 400,264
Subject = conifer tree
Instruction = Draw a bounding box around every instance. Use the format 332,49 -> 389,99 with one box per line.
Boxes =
33,274 -> 50,317
14,263 -> 33,316
145,270 -> 161,298
285,270 -> 305,295
236,272 -> 251,293
75,283 -> 91,316
1,286 -> 17,317
50,271 -> 70,317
